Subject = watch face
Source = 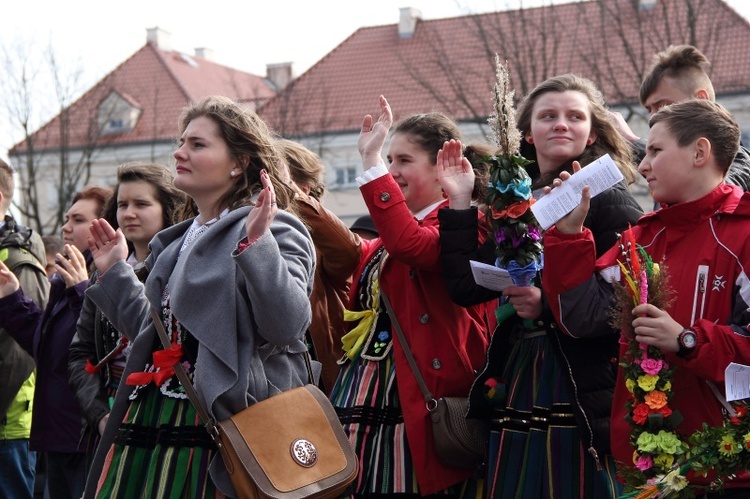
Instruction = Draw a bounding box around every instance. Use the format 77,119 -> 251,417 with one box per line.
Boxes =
681,330 -> 697,348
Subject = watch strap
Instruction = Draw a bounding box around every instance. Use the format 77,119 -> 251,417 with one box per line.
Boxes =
676,328 -> 697,357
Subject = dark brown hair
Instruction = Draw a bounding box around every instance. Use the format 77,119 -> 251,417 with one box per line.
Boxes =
393,112 -> 491,202
102,162 -> 184,231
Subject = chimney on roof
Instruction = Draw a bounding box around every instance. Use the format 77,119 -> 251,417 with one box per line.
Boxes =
194,47 -> 214,61
399,7 -> 422,39
266,62 -> 294,91
146,27 -> 172,50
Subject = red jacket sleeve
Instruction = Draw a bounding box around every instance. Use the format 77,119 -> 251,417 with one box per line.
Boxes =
542,226 -> 619,338
360,174 -> 444,271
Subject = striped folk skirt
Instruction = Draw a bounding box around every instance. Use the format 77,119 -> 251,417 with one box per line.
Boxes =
485,331 -> 621,499
330,353 -> 482,498
95,381 -> 224,499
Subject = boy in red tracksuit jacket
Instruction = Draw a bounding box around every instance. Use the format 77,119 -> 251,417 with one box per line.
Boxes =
542,99 -> 750,494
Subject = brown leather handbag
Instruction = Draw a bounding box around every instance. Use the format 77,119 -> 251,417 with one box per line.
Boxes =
151,308 -> 358,498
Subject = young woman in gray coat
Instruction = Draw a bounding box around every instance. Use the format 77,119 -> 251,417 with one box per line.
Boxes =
79,95 -> 316,498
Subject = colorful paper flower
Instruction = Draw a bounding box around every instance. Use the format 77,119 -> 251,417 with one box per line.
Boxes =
640,358 -> 664,376
490,177 -> 532,200
653,453 -> 674,470
625,378 -> 636,394
490,199 -> 531,219
635,454 -> 654,471
632,403 -> 651,425
637,374 -> 659,392
644,390 -> 668,410
662,469 -> 688,493
719,435 -> 741,456
636,432 -> 659,453
653,431 -> 683,455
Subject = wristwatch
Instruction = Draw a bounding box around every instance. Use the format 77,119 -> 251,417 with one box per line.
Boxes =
677,328 -> 697,357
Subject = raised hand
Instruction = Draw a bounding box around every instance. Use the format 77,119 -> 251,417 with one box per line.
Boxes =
0,258 -> 20,298
88,219 -> 128,275
245,169 -> 277,243
545,161 -> 590,234
358,95 -> 393,168
56,244 -> 89,288
436,139 -> 474,210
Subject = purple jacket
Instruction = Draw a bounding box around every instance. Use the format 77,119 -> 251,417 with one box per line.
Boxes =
0,272 -> 86,453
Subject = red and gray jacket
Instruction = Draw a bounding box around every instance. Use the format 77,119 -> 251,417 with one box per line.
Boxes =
543,184 -> 750,487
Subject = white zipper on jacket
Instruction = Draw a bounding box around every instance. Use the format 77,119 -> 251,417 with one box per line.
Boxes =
690,265 -> 709,324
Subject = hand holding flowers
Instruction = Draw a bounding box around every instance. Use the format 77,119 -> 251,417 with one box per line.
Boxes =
613,231 -> 750,498
631,303 -> 683,353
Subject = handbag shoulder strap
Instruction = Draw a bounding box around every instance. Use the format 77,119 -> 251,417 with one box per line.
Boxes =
380,291 -> 436,408
149,307 -> 220,440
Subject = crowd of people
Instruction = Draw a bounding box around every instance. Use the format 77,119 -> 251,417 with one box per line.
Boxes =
1,43 -> 749,499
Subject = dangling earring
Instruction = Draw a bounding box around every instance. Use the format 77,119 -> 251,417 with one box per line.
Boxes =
230,170 -> 237,177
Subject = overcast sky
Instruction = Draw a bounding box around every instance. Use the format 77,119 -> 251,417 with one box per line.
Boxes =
2,0 -> 749,156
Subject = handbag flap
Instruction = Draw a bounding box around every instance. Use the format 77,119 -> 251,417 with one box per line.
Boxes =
218,384 -> 356,495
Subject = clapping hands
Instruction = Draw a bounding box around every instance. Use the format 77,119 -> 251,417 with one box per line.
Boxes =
436,139 -> 474,210
55,244 -> 89,288
88,219 -> 128,275
358,95 -> 393,169
245,169 -> 277,243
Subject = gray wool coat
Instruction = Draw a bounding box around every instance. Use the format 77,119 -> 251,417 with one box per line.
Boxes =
81,207 -> 315,498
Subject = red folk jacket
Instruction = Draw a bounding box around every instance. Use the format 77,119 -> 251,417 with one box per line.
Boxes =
352,174 -> 494,494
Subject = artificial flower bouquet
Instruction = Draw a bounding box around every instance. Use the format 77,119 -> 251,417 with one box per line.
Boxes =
613,230 -> 750,498
485,56 -> 543,287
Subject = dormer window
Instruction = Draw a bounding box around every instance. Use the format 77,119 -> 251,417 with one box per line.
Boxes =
97,92 -> 141,135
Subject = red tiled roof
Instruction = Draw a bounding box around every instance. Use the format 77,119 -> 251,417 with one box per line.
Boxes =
11,42 -> 275,153
259,0 -> 750,136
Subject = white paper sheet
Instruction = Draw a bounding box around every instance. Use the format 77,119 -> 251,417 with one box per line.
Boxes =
725,362 -> 750,402
530,154 -> 624,230
470,260 -> 515,291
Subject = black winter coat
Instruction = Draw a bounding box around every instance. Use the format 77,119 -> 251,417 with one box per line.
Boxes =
438,181 -> 642,464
